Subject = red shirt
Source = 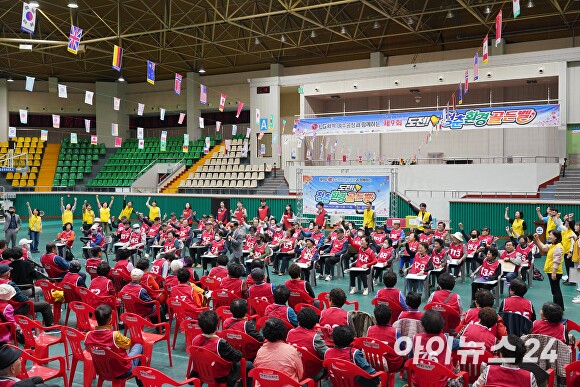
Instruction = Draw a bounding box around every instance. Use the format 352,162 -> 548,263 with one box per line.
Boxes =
209,266 -> 228,283
502,296 -> 534,320
89,276 -> 115,297
371,232 -> 387,245
258,206 -> 269,221
412,333 -> 453,386
279,238 -> 296,253
200,230 -> 214,245
409,253 -> 431,274
431,249 -> 447,267
287,326 -> 319,357
220,276 -> 245,298
448,243 -> 465,260
398,310 -> 423,321
150,258 -> 167,277
233,208 -> 247,224
354,247 -> 377,267
461,322 -> 496,352
170,283 -> 202,307
429,290 -> 461,315
377,246 -> 394,264
209,239 -> 226,255
119,227 -> 131,243
85,329 -> 131,375
485,365 -> 536,386
315,209 -> 327,227
216,207 -> 228,224
320,307 -> 347,328
190,335 -> 231,378
264,303 -> 294,326
389,228 -> 403,243
479,259 -> 500,278
298,246 -> 317,264
366,325 -> 398,346
247,282 -> 274,303
531,320 -> 566,342
243,234 -> 257,250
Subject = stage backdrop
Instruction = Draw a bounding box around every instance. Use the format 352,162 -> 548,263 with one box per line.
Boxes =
302,175 -> 390,216
293,104 -> 560,136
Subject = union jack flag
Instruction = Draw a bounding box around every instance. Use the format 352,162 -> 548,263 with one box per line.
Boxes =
67,25 -> 82,55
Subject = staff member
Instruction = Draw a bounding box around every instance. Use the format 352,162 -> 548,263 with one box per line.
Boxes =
504,206 -> 527,238
406,200 -> 432,232
355,202 -> 375,235
3,207 -> 21,248
534,230 -> 565,311
315,201 -> 327,229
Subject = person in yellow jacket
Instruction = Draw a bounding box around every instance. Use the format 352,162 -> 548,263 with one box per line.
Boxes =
534,230 -> 565,310
119,195 -> 134,220
536,206 -> 563,236
146,197 -> 161,221
407,200 -> 432,232
26,201 -> 41,253
96,194 -> 114,234
81,200 -> 95,234
504,207 -> 527,238
355,201 -> 375,235
60,196 -> 77,226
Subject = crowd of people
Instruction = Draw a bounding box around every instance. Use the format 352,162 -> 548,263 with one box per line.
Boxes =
0,196 -> 578,386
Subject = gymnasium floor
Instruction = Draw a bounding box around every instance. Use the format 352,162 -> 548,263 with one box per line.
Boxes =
21,220 -> 580,386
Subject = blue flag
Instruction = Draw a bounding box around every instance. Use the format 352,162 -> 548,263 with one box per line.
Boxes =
147,60 -> 155,85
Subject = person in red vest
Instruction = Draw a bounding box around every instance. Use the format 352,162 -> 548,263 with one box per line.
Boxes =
427,273 -> 463,316
314,201 -> 327,229
500,240 -> 521,284
222,298 -> 264,359
498,278 -> 536,321
456,290 -> 507,341
84,304 -> 144,386
86,246 -> 103,280
169,268 -> 204,308
531,302 -> 566,343
319,288 -> 348,330
324,325 -> 378,386
286,307 -> 328,359
366,304 -> 405,373
459,307 -> 498,352
397,292 -> 423,321
470,247 -> 501,306
209,254 -> 229,284
119,269 -> 156,319
89,261 -> 115,298
247,268 -> 275,304
231,201 -> 247,225
319,228 -> 349,281
61,260 -> 87,288
189,310 -> 249,386
473,334 -> 538,387
216,201 -> 229,225
346,236 -> 377,296
264,285 -> 298,327
40,242 -> 69,279
220,263 -> 248,299
257,199 -> 270,222
285,264 -> 317,301
375,271 -> 408,313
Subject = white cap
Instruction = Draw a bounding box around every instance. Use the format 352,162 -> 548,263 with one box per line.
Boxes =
392,219 -> 401,224
130,268 -> 144,281
93,218 -> 101,223
132,223 -> 141,229
452,232 -> 464,242
0,284 -> 16,300
170,260 -> 184,273
18,238 -> 32,246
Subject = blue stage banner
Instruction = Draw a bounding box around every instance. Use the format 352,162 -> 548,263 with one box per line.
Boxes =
302,175 -> 390,216
294,104 -> 560,136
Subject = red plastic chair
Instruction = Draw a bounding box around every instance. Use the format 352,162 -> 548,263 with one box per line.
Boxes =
62,282 -> 83,324
78,286 -> 117,310
14,315 -> 69,369
186,345 -> 247,387
294,303 -> 321,316
292,344 -> 325,381
404,358 -> 468,387
200,275 -> 220,291
451,350 -> 496,384
5,344 -> 68,387
353,337 -> 404,386
111,268 -> 132,294
65,327 -> 95,387
371,297 -> 405,325
247,297 -> 271,318
288,290 -> 316,310
212,289 -> 238,309
120,312 -> 173,367
217,329 -> 263,359
423,303 -> 461,333
249,367 -> 314,387
37,279 -> 63,325
69,301 -> 98,332
255,316 -> 294,333
132,366 -> 201,387
180,320 -> 202,347
323,358 -> 387,387
0,321 -> 16,345
317,291 -> 359,311
565,361 -> 580,387
168,299 -> 208,349
86,344 -> 147,387
120,292 -> 161,323
565,319 -> 580,360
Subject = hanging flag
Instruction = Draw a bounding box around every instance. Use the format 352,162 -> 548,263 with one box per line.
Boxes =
232,125 -> 237,136
236,101 -> 244,118
495,10 -> 502,47
174,73 -> 182,95
183,133 -> 189,145
161,131 -> 167,141
58,84 -> 67,98
199,117 -> 204,128
474,53 -> 479,81
269,115 -> 274,130
19,109 -> 28,124
40,130 -> 48,142
178,113 -> 185,124
25,76 -> 35,92
52,114 -> 60,129
219,93 -> 226,112
91,135 -> 98,145
85,91 -> 94,105
200,84 -> 207,105
137,127 -> 144,140
291,150 -> 297,159
67,25 -> 83,55
513,0 -> 521,18
483,35 -> 489,64
85,119 -> 91,133
225,139 -> 231,152
70,133 -> 77,144
216,121 -> 221,132
205,137 -> 210,148
282,119 -> 287,132
112,45 -> 123,71
182,144 -> 189,153
137,103 -> 144,116
146,60 -> 155,85
111,123 -> 118,136
464,70 -> 469,94
258,132 -> 264,141
21,3 -> 37,34
138,139 -> 145,149
115,137 -> 122,148
255,109 -> 261,125
160,141 -> 166,152
8,127 -> 16,138
246,128 -> 251,138
458,83 -> 463,105
160,108 -> 165,121
113,97 -> 120,111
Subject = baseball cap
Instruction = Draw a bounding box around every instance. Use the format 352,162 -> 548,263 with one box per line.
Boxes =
130,269 -> 144,281
0,346 -> 21,370
0,264 -> 12,275
132,223 -> 141,229
18,238 -> 32,246
0,284 -> 16,300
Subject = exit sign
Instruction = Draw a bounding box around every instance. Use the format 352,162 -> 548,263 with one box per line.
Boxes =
257,86 -> 270,94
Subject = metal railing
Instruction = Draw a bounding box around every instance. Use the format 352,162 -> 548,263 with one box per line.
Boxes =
405,189 -> 539,199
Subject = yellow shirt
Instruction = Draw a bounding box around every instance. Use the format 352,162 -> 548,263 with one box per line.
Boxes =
120,206 -> 133,220
544,242 -> 564,275
511,218 -> 525,237
29,214 -> 41,232
99,207 -> 111,223
363,209 -> 375,229
573,238 -> 580,264
149,206 -> 161,221
83,209 -> 95,225
546,216 -> 557,234
562,228 -> 574,255
62,210 -> 73,225
417,211 -> 431,231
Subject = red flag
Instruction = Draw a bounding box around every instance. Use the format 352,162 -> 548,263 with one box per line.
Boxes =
236,101 -> 244,118
464,70 -> 469,94
495,10 -> 502,47
219,93 -> 226,112
483,35 -> 489,64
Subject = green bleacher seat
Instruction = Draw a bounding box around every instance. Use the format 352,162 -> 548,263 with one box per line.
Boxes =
76,173 -> 83,180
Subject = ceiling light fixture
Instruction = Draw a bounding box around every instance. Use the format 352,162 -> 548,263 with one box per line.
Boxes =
280,34 -> 286,43
19,44 -> 32,51
68,0 -> 78,8
7,77 -> 14,83
406,17 -> 414,25
310,30 -> 317,38
341,26 -> 348,34
118,75 -> 125,82
254,37 -> 260,45
446,10 -> 454,19
29,0 -> 39,7
198,68 -> 206,74
527,0 -> 535,8
484,6 -> 491,14
373,21 -> 381,29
